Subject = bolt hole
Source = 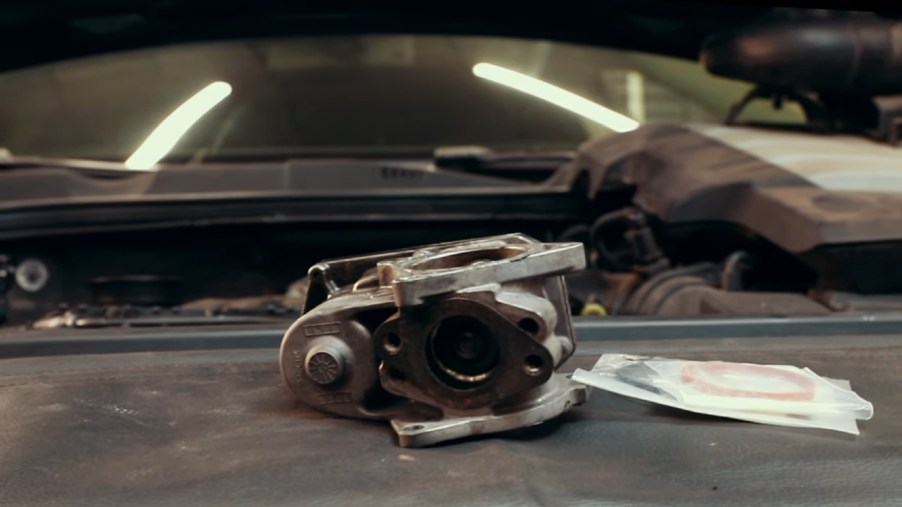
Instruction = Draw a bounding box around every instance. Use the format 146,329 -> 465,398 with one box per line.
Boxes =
406,424 -> 425,431
524,354 -> 544,376
518,317 -> 540,335
387,367 -> 406,382
384,333 -> 402,354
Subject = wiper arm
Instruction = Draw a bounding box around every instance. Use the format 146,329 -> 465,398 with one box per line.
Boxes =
0,147 -> 574,184
433,145 -> 574,183
0,153 -> 142,174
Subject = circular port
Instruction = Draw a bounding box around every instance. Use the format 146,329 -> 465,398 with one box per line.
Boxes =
15,258 -> 50,293
428,316 -> 500,389
383,332 -> 402,354
524,354 -> 544,376
518,317 -> 540,335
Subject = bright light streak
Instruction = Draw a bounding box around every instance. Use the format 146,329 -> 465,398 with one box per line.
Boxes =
125,81 -> 233,170
473,63 -> 640,133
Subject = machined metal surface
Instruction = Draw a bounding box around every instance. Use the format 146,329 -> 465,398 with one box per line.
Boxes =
278,233 -> 588,447
389,375 -> 588,447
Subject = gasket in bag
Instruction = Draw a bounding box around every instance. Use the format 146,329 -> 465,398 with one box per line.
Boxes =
680,361 -> 817,401
572,354 -> 874,435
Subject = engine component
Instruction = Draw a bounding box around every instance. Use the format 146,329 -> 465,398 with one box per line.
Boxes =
811,291 -> 902,313
622,263 -> 830,316
590,207 -> 668,275
279,233 -> 588,447
562,122 -> 902,294
15,258 -> 49,293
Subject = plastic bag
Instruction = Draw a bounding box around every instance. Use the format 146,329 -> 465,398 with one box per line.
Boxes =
571,354 -> 874,435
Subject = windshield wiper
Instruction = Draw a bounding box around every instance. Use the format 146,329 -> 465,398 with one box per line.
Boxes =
0,153 -> 139,174
0,147 -> 576,185
433,145 -> 574,183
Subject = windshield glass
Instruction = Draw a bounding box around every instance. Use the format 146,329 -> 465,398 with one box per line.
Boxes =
0,35 -> 794,165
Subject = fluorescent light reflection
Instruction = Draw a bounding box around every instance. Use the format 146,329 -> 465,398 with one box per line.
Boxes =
473,63 -> 639,133
125,81 -> 233,170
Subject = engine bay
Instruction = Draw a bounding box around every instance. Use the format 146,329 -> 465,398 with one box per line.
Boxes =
3,123 -> 902,328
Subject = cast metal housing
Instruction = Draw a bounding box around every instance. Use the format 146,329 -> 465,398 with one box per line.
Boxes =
279,233 -> 588,447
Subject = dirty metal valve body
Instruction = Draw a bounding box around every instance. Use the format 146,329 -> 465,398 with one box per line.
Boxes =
279,234 -> 588,447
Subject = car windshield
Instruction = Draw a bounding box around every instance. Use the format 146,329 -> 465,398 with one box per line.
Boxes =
0,35 -> 797,167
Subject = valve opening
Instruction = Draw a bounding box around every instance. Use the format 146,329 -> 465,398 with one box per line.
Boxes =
384,332 -> 402,354
524,354 -> 544,376
428,315 -> 500,389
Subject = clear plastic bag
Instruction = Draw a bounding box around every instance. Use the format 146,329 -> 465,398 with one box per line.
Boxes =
571,354 -> 874,435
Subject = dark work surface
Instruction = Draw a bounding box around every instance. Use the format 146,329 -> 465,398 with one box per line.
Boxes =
0,334 -> 900,506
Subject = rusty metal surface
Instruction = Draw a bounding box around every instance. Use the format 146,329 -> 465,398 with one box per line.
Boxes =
280,234 -> 587,446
